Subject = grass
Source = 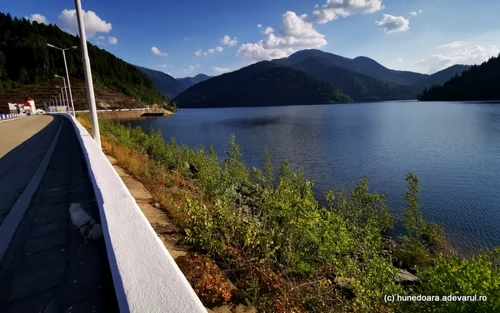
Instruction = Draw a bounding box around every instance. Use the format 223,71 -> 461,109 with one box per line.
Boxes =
77,114 -> 500,313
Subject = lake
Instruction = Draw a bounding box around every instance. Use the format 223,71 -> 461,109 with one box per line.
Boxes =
121,101 -> 500,253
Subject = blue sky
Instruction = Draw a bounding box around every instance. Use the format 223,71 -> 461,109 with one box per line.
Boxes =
5,0 -> 500,78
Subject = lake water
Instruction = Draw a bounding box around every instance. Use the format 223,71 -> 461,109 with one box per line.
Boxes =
121,101 -> 500,253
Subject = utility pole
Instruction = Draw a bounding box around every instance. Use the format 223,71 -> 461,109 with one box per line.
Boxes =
56,75 -> 70,113
74,0 -> 101,148
47,44 -> 77,116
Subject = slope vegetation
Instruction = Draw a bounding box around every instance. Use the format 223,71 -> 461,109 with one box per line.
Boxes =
419,55 -> 500,101
0,12 -> 166,105
174,61 -> 352,108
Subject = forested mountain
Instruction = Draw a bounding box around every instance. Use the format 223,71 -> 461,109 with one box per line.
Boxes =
135,65 -> 185,98
419,55 -> 500,101
290,56 -> 415,101
0,12 -> 166,105
413,64 -> 471,91
174,61 -> 352,108
273,49 -> 428,86
176,74 -> 211,90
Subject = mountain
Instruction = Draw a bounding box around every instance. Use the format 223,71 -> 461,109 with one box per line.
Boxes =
419,54 -> 500,101
289,56 -> 415,101
174,61 -> 352,108
413,64 -> 471,91
0,12 -> 166,105
135,66 -> 185,98
273,49 -> 427,86
176,74 -> 211,90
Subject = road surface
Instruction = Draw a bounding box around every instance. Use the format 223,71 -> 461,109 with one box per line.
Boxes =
0,115 -> 118,312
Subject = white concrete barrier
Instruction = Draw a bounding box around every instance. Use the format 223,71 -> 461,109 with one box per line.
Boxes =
61,114 -> 207,313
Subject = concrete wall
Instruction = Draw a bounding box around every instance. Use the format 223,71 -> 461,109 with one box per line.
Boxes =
0,113 -> 22,120
62,113 -> 206,313
77,108 -> 172,120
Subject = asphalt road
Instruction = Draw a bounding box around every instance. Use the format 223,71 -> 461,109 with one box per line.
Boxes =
0,115 -> 118,312
0,115 -> 59,225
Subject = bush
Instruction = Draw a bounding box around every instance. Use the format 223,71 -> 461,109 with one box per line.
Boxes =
93,118 -> 499,313
409,248 -> 500,313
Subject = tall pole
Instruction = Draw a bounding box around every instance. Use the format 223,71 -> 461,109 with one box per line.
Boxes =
74,0 -> 101,148
56,75 -> 70,113
55,95 -> 58,106
62,50 -> 75,116
59,90 -> 64,111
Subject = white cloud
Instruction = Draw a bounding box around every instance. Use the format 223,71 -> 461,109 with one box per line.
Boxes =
375,14 -> 410,34
158,64 -> 174,68
237,11 -> 327,63
392,57 -> 403,63
257,24 -> 262,28
58,9 -> 112,37
409,9 -> 423,17
263,27 -> 274,35
213,66 -> 231,74
307,0 -> 384,24
184,65 -> 196,74
221,35 -> 238,46
416,43 -> 499,73
151,46 -> 168,56
108,36 -> 118,44
195,46 -> 223,56
25,14 -> 49,25
439,41 -> 468,49
196,64 -> 201,67
97,35 -> 106,40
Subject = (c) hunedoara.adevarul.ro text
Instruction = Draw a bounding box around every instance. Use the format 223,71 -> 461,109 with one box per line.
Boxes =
384,294 -> 488,303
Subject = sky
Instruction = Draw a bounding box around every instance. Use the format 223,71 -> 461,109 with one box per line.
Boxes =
4,0 -> 500,78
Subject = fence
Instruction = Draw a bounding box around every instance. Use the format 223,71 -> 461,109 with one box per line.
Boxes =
0,114 -> 22,120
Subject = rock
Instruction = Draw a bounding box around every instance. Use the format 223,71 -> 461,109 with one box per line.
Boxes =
153,202 -> 161,209
396,269 -> 420,286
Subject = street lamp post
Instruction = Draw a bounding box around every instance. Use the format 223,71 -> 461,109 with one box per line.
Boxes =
47,44 -> 77,116
55,85 -> 67,112
74,0 -> 100,147
55,75 -> 70,112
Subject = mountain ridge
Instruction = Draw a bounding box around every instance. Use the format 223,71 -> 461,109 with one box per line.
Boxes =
419,54 -> 500,101
174,61 -> 353,108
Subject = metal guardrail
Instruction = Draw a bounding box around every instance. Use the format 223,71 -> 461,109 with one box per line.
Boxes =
0,114 -> 23,120
74,108 -> 154,113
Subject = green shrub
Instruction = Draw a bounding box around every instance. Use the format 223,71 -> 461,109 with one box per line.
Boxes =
410,248 -> 500,313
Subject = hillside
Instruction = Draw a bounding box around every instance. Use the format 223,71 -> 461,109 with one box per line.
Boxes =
273,49 -> 428,86
419,54 -> 500,101
174,61 -> 352,108
0,12 -> 166,105
176,74 -> 211,90
290,56 -> 415,101
135,66 -> 185,98
413,64 -> 471,91
0,77 -> 151,113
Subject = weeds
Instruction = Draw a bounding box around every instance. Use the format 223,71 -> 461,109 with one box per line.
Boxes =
78,115 -> 500,313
